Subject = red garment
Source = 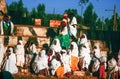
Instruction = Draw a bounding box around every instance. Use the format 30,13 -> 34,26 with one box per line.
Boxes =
99,64 -> 106,79
48,56 -> 51,62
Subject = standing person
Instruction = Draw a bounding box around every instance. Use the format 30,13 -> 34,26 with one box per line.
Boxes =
0,14 -> 14,35
15,40 -> 25,71
2,46 -> 18,74
57,21 -> 70,49
0,42 -> 5,70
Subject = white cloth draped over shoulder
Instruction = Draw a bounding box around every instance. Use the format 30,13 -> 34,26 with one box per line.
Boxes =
69,17 -> 77,37
4,47 -> 18,74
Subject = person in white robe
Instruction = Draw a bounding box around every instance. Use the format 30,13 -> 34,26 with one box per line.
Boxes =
60,50 -> 71,76
34,49 -> 48,76
15,40 -> 25,68
92,43 -> 102,59
3,47 -> 18,74
107,58 -> 118,79
50,54 -> 64,78
0,42 -> 5,69
68,41 -> 79,71
32,43 -> 49,75
79,33 -> 91,70
50,38 -> 62,54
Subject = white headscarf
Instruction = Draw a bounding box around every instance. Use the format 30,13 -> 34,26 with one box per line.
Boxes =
108,58 -> 118,73
50,38 -> 62,53
70,42 -> 78,57
93,43 -> 102,58
80,33 -> 88,45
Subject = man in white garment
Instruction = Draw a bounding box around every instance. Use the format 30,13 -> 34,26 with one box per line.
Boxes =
15,40 -> 25,68
3,47 -> 18,74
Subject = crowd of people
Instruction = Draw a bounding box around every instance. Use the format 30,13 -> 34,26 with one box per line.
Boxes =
0,13 -> 120,79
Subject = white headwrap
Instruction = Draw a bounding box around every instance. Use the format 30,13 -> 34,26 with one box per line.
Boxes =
80,33 -> 88,45
93,43 -> 101,58
50,38 -> 62,53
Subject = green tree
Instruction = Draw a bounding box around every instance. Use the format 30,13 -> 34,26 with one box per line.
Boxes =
17,0 -> 24,24
83,3 -> 98,30
7,2 -> 18,22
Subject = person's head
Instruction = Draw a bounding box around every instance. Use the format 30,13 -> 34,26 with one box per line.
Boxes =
63,13 -> 68,19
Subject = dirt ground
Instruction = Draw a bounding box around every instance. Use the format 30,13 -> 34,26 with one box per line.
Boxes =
13,71 -> 98,79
